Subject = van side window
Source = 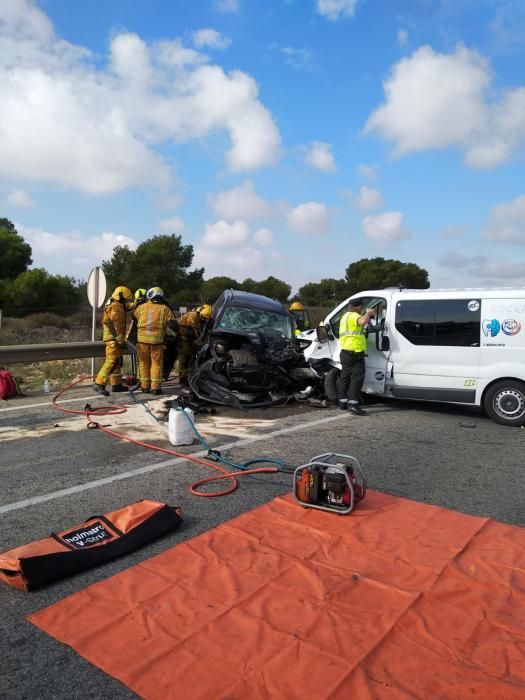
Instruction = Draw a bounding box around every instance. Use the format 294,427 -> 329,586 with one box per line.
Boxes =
330,297 -> 386,338
396,299 -> 480,347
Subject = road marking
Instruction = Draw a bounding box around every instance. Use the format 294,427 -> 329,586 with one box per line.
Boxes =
0,413 -> 348,514
0,394 -> 103,413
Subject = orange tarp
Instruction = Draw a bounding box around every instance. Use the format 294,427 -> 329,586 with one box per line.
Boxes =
30,492 -> 525,699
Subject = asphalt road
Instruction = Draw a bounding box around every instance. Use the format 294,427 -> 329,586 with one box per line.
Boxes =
1,382 -> 524,699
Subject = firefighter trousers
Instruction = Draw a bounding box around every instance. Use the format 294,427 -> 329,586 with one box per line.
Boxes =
136,342 -> 165,391
96,341 -> 123,387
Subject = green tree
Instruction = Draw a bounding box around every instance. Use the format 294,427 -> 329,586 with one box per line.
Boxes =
0,218 -> 33,280
239,276 -> 291,302
200,276 -> 240,304
102,234 -> 204,303
299,278 -> 349,306
8,268 -> 82,314
345,257 -> 429,295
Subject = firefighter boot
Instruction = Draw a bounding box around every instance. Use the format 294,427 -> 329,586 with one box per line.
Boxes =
93,383 -> 110,397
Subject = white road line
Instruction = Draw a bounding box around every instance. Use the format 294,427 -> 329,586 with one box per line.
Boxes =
0,413 -> 348,514
0,394 -> 104,413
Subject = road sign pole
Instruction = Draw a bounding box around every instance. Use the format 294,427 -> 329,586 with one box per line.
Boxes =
90,267 -> 99,380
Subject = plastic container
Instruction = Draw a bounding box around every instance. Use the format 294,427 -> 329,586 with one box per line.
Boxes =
43,379 -> 50,393
168,408 -> 195,446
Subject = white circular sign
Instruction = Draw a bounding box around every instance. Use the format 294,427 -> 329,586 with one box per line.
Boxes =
467,300 -> 480,312
87,267 -> 107,309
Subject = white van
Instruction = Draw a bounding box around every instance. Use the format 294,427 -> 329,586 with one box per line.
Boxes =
302,288 -> 525,426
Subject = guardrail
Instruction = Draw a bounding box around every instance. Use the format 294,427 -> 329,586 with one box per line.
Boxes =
0,342 -> 131,364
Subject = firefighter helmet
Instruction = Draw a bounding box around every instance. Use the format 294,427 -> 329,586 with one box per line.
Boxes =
134,288 -> 147,301
198,304 -> 212,320
112,286 -> 133,304
289,301 -> 305,312
147,287 -> 164,300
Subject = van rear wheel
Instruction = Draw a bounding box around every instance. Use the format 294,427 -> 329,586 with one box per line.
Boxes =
483,380 -> 525,426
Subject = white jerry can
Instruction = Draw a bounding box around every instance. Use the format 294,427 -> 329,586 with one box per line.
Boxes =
168,407 -> 195,446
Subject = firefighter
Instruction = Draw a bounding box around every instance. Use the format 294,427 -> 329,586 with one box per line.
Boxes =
133,287 -> 176,395
93,286 -> 133,396
289,301 -> 311,335
336,299 -> 375,415
176,304 -> 212,386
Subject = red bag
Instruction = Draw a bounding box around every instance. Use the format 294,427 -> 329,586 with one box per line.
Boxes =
0,368 -> 18,400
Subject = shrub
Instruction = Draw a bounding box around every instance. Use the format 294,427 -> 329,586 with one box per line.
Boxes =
24,313 -> 70,329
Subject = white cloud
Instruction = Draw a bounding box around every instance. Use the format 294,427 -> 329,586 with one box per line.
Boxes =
214,0 -> 239,13
202,219 -> 250,247
192,29 -> 231,50
194,245 -> 264,275
287,202 -> 331,235
0,1 -> 280,195
357,163 -> 377,179
362,212 -> 410,244
157,216 -> 185,233
441,225 -> 464,237
316,0 -> 358,21
282,47 -> 315,71
355,186 -> 385,210
304,141 -> 337,172
437,251 -> 525,282
397,29 -> 409,46
209,180 -> 272,221
16,223 -> 137,276
484,194 -> 525,244
364,44 -> 525,169
254,227 -> 273,245
6,188 -> 33,208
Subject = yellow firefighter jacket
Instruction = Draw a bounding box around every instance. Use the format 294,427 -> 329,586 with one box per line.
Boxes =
102,300 -> 127,344
133,301 -> 175,345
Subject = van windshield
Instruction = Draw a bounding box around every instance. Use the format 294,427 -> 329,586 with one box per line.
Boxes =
330,297 -> 386,338
217,306 -> 294,339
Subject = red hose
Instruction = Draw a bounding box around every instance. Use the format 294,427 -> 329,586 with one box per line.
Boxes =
51,376 -> 279,497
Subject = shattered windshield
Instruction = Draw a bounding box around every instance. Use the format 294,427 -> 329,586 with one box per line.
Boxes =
217,306 -> 294,339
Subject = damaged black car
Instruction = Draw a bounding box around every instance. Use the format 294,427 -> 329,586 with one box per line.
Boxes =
188,290 -> 320,409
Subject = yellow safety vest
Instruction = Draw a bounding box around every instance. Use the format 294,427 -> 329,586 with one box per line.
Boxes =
339,311 -> 366,352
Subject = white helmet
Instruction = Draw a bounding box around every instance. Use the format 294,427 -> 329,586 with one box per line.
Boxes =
147,286 -> 164,300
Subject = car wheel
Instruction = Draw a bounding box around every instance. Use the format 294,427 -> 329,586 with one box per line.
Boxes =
324,367 -> 340,403
483,380 -> 525,426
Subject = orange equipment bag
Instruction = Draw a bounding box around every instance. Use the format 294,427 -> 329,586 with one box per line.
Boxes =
0,500 -> 182,591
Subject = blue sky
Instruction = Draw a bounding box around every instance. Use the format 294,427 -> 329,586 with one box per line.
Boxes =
1,0 -> 525,292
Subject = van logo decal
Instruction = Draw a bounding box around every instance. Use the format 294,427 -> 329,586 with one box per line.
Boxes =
501,319 -> 521,336
464,379 -> 476,387
467,300 -> 480,312
375,371 -> 385,380
482,319 -> 500,337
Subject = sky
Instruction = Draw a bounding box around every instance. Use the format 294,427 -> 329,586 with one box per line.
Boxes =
1,0 -> 525,293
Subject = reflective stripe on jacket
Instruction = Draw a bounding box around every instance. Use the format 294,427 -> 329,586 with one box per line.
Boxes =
133,301 -> 175,344
102,300 -> 127,344
339,311 -> 366,352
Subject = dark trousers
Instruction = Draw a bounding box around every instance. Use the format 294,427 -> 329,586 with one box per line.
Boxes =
337,350 -> 366,403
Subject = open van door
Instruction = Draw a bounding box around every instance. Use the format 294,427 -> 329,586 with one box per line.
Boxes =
362,297 -> 390,394
323,296 -> 390,395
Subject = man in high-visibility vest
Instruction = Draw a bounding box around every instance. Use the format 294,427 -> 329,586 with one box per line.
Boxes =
337,299 -> 376,415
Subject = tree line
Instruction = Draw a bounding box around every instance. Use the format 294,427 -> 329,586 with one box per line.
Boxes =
0,217 -> 430,316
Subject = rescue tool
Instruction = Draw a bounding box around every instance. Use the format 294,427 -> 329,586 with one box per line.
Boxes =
294,453 -> 366,514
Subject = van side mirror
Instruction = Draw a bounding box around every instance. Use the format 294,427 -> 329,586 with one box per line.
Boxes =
316,325 -> 332,343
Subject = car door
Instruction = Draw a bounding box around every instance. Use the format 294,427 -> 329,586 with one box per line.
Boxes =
328,296 -> 390,394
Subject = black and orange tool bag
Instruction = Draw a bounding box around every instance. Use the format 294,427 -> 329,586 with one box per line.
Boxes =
0,500 -> 182,591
